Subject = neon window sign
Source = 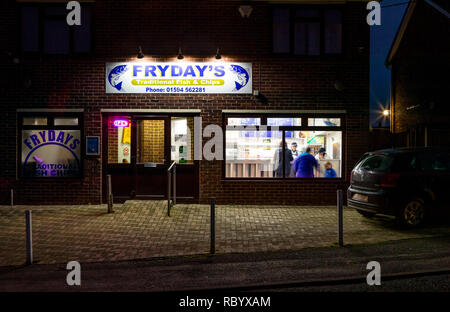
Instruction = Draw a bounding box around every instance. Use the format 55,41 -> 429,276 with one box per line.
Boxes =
113,120 -> 129,127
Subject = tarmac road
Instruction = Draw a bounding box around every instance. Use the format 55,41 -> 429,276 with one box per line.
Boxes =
1,235 -> 449,292
254,273 -> 450,292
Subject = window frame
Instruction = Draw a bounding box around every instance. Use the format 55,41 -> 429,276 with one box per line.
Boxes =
271,5 -> 344,57
18,3 -> 94,57
17,112 -> 84,179
223,113 -> 346,181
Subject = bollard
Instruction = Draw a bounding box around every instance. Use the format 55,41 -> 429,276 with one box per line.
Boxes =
167,170 -> 171,216
10,189 -> 13,206
337,190 -> 343,247
173,165 -> 176,206
25,210 -> 33,265
107,175 -> 114,213
210,197 -> 215,254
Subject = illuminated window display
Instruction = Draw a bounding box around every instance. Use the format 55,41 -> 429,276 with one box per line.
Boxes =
108,117 -> 131,164
171,117 -> 194,164
20,115 -> 82,178
225,115 -> 342,178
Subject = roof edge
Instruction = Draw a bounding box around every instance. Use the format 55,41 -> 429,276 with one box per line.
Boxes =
385,1 -> 416,67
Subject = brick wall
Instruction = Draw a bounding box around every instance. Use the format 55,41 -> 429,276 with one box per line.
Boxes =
391,1 -> 450,146
0,0 -> 369,205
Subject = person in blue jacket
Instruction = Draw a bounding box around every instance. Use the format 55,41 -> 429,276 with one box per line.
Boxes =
324,162 -> 338,178
293,147 -> 318,178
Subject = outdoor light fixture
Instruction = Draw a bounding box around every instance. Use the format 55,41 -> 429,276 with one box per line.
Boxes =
215,48 -> 221,60
177,47 -> 184,60
238,5 -> 253,18
334,80 -> 345,92
137,46 -> 144,59
383,109 -> 390,116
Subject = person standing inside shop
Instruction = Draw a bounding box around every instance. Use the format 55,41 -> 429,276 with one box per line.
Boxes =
274,142 -> 293,177
291,142 -> 299,159
293,147 -> 318,178
315,147 -> 328,161
289,142 -> 299,177
315,147 -> 329,177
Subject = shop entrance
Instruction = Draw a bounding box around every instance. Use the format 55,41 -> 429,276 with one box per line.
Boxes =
133,116 -> 170,198
103,114 -> 198,202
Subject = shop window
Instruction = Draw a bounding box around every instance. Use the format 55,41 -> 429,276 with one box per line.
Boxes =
23,117 -> 48,126
54,117 -> 79,126
225,115 -> 343,179
308,118 -> 340,127
20,5 -> 92,54
267,117 -> 301,126
285,131 -> 342,178
171,117 -> 194,164
227,117 -> 261,126
273,7 -> 342,55
226,129 -> 282,178
20,114 -> 82,178
137,120 -> 165,164
108,117 -> 131,164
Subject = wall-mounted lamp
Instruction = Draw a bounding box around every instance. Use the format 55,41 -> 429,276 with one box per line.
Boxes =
215,48 -> 221,60
177,47 -> 184,60
383,109 -> 390,116
137,46 -> 144,59
334,80 -> 345,92
238,5 -> 253,18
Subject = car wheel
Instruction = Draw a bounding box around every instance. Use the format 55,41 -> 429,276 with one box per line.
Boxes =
356,209 -> 375,218
399,198 -> 426,227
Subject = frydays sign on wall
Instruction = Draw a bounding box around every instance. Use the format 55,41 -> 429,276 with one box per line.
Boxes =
106,62 -> 252,94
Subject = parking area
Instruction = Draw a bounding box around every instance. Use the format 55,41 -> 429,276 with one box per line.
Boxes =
0,200 -> 449,266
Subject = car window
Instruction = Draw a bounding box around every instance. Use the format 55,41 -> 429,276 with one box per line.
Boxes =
357,155 -> 393,172
432,152 -> 450,171
419,152 -> 450,172
391,154 -> 417,172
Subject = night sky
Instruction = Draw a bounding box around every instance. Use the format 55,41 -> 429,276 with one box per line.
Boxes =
370,0 -> 409,128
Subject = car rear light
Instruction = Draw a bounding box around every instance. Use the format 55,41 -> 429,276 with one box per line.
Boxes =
380,173 -> 400,187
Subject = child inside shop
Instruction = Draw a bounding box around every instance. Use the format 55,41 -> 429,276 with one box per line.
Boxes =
324,162 -> 337,178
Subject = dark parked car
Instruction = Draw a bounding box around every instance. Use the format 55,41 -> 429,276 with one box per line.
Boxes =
348,147 -> 450,227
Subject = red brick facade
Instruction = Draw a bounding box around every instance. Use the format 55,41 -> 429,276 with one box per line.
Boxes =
389,0 -> 450,147
0,0 -> 369,205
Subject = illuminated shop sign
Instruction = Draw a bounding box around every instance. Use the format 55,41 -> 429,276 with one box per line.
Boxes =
105,62 -> 252,94
21,130 -> 81,177
113,119 -> 129,127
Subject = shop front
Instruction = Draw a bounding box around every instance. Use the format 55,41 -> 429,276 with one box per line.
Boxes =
102,112 -> 199,202
2,0 -> 370,206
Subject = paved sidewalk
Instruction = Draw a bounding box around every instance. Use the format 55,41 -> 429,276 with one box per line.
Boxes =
0,201 -> 449,266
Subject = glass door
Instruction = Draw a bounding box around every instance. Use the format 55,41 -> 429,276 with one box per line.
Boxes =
133,116 -> 170,198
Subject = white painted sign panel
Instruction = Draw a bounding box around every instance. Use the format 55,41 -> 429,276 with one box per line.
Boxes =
105,62 -> 252,94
